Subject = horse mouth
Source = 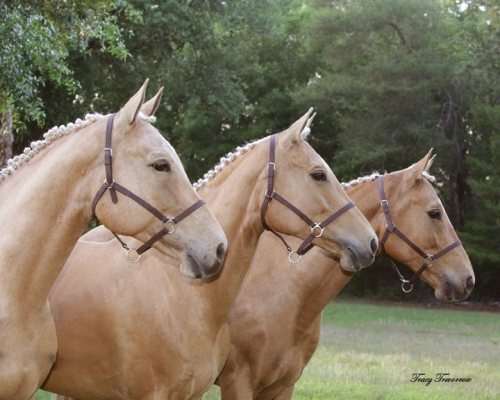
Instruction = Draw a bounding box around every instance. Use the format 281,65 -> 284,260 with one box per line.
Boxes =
340,245 -> 375,272
436,280 -> 471,302
183,254 -> 222,279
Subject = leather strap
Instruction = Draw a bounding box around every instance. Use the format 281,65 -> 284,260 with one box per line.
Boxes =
377,175 -> 462,292
296,201 -> 355,255
260,134 -> 355,260
104,114 -> 118,203
92,114 -> 206,259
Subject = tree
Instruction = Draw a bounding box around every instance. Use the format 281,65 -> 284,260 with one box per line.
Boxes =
299,0 -> 499,300
0,0 -> 138,165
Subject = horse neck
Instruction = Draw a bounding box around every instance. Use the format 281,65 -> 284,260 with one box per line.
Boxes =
295,178 -> 384,336
198,142 -> 268,323
0,121 -> 104,311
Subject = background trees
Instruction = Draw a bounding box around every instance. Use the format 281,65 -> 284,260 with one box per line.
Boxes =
1,0 -> 498,300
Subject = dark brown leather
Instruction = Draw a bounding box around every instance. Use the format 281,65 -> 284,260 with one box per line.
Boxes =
260,134 -> 355,259
377,175 -> 462,291
92,114 -> 206,257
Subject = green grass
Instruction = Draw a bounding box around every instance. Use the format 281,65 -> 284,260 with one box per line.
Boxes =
35,391 -> 52,400
38,300 -> 500,400
204,300 -> 500,399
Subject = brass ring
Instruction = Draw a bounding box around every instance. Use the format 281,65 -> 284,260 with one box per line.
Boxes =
288,250 -> 302,264
401,281 -> 413,293
162,218 -> 176,234
126,249 -> 142,263
310,223 -> 324,238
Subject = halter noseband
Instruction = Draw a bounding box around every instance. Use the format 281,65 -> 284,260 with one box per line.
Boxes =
377,175 -> 462,292
260,134 -> 355,263
91,113 -> 205,262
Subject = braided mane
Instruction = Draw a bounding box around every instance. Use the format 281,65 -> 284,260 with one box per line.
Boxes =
341,170 -> 436,189
193,137 -> 266,191
0,112 -> 156,185
341,172 -> 381,188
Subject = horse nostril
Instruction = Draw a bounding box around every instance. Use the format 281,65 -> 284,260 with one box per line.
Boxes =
466,276 -> 474,292
369,238 -> 378,256
216,243 -> 226,260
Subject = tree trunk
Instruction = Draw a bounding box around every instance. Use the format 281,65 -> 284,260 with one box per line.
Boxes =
0,105 -> 14,167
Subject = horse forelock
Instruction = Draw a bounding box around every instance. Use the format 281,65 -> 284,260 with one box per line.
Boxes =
422,171 -> 436,183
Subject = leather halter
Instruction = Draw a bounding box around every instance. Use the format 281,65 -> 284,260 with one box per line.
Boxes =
377,175 -> 462,292
260,134 -> 355,263
91,113 -> 206,262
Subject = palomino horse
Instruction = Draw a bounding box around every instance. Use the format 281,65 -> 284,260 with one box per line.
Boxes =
0,80 -> 226,400
217,150 -> 475,400
42,109 -> 378,399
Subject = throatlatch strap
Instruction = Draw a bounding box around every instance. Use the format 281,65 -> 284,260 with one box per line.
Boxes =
104,114 -> 118,203
377,175 -> 463,291
260,134 -> 356,259
92,113 -> 207,258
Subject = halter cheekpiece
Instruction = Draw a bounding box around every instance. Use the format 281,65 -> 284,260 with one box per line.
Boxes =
377,175 -> 462,292
91,113 -> 205,262
260,134 -> 355,263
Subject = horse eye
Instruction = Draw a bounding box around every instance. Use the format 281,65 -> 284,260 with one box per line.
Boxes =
310,171 -> 327,182
427,209 -> 441,220
152,162 -> 170,172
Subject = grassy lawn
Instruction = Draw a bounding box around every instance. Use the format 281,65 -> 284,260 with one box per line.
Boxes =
204,300 -> 500,399
38,300 -> 500,400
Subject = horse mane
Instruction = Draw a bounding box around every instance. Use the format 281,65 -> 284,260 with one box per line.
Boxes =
193,124 -> 314,191
341,168 -> 436,188
193,137 -> 267,191
0,112 -> 156,185
341,172 -> 381,188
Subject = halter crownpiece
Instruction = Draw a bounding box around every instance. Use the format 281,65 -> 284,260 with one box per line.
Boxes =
92,113 -> 206,262
260,134 -> 355,263
377,175 -> 462,292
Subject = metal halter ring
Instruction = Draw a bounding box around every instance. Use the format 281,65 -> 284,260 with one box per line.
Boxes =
162,218 -> 176,234
401,280 -> 414,293
310,223 -> 324,238
288,250 -> 302,264
126,248 -> 142,263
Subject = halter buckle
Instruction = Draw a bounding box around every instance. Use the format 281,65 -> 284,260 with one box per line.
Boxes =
106,180 -> 115,189
288,250 -> 302,264
401,280 -> 414,293
162,218 -> 176,234
265,189 -> 275,199
380,199 -> 389,212
310,223 -> 324,238
104,147 -> 113,157
126,248 -> 142,263
267,162 -> 275,172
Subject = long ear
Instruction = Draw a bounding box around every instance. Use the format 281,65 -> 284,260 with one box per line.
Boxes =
114,79 -> 149,132
405,148 -> 434,187
426,153 -> 437,172
281,107 -> 314,146
141,87 -> 164,117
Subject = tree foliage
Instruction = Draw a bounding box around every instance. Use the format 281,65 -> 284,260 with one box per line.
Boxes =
2,0 -> 498,300
0,0 -> 138,133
